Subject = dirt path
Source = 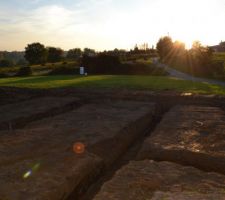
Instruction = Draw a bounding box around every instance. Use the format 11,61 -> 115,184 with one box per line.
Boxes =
158,63 -> 225,87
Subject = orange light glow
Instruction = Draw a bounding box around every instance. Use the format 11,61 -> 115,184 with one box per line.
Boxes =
73,142 -> 85,154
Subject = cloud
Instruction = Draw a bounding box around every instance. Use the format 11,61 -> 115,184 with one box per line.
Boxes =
0,0 -> 114,34
1,0 -> 225,50
0,0 -> 115,50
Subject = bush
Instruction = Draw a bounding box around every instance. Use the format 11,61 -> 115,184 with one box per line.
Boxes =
82,54 -> 120,74
0,73 -> 8,78
82,54 -> 167,75
211,60 -> 224,73
0,59 -> 14,67
49,66 -> 79,75
210,60 -> 225,79
16,59 -> 28,67
16,67 -> 32,76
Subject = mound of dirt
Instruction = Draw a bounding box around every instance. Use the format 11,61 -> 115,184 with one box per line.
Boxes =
0,101 -> 156,200
0,87 -> 42,105
94,160 -> 225,200
138,105 -> 225,174
0,97 -> 81,130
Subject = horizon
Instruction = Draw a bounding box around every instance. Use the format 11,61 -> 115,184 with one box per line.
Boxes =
0,0 -> 225,51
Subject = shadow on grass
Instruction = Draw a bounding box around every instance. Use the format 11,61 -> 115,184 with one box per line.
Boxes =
0,75 -> 79,85
0,75 -> 113,89
0,75 -> 225,95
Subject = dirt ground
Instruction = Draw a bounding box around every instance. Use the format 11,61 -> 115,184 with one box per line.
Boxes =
94,160 -> 225,200
0,90 -> 156,200
138,105 -> 225,174
1,86 -> 225,200
0,96 -> 81,130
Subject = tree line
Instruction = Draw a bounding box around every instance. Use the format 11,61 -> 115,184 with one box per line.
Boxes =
0,42 -> 157,67
23,43 -> 157,65
24,43 -> 96,65
1,38 -> 224,79
0,51 -> 26,67
156,36 -> 224,78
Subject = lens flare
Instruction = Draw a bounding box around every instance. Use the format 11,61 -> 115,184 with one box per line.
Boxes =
23,163 -> 41,179
32,163 -> 40,172
23,170 -> 32,179
73,142 -> 85,154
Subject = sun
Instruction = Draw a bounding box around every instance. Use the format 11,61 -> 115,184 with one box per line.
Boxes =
177,36 -> 194,49
171,27 -> 197,49
183,38 -> 194,49
161,0 -> 208,49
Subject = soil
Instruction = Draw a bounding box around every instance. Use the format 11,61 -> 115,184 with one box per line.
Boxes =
137,105 -> 225,174
0,99 -> 155,200
0,96 -> 81,130
1,86 -> 225,200
93,160 -> 225,200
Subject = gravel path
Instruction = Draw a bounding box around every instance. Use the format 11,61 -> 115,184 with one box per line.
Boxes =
158,63 -> 225,87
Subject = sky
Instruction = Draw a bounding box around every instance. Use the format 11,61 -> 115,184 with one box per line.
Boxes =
0,0 -> 225,51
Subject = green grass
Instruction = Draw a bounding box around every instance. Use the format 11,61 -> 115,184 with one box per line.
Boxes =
0,66 -> 20,74
0,75 -> 225,95
135,58 -> 152,64
0,61 -> 78,74
213,52 -> 225,62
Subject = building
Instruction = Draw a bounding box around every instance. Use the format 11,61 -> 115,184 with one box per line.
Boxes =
210,41 -> 225,52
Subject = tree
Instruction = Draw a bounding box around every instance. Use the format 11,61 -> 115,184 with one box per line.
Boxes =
0,59 -> 13,67
156,36 -> 173,63
83,48 -> 96,56
67,48 -> 82,60
47,47 -> 63,63
219,41 -> 225,47
189,41 -> 213,76
190,41 -> 212,64
134,44 -> 139,53
16,67 -> 32,76
24,43 -> 47,65
173,41 -> 185,54
171,41 -> 187,67
82,54 -> 120,74
0,52 -> 3,60
16,59 -> 28,67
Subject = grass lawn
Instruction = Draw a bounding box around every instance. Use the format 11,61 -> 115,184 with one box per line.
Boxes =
0,75 -> 225,95
0,61 -> 78,75
213,52 -> 225,62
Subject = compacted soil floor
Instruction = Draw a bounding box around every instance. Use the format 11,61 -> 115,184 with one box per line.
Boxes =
0,87 -> 225,200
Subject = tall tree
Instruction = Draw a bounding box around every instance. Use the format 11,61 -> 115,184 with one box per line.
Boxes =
156,36 -> 173,63
67,48 -> 82,60
83,48 -> 96,56
24,43 -> 47,65
189,41 -> 213,75
47,47 -> 63,63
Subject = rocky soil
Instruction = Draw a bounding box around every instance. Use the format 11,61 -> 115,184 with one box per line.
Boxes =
1,87 -> 225,200
138,105 -> 225,174
0,99 -> 156,200
94,160 -> 225,200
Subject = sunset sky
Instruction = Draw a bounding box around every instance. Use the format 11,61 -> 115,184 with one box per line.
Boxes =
0,0 -> 225,51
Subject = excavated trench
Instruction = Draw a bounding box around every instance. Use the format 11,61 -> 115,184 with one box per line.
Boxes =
67,103 -> 170,200
1,87 -> 225,200
66,99 -> 225,200
0,97 -> 162,200
0,99 -> 84,131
